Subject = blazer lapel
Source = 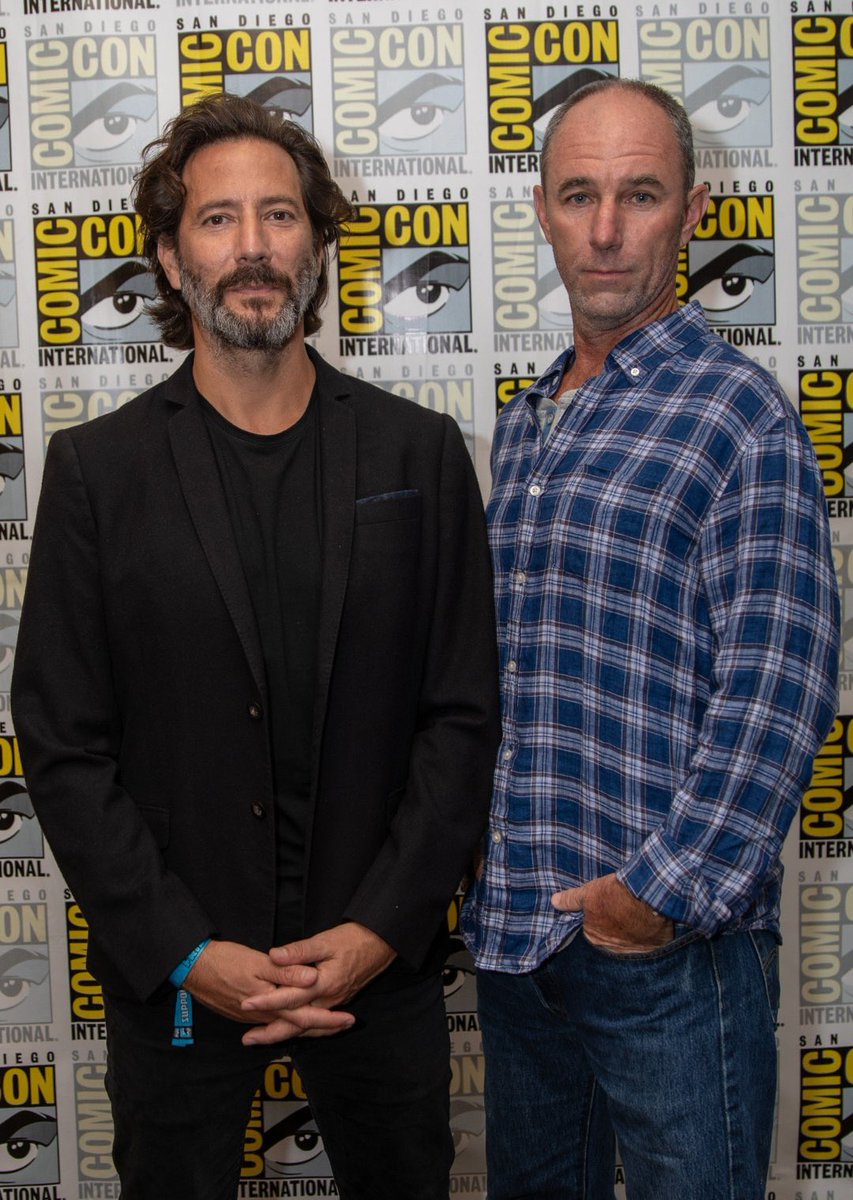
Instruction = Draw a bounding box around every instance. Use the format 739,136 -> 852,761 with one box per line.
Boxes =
312,380 -> 356,769
168,393 -> 267,697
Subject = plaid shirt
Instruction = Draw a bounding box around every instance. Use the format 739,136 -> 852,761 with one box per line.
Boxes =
462,302 -> 839,973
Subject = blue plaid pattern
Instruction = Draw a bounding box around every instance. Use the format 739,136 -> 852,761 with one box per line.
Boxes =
463,303 -> 840,973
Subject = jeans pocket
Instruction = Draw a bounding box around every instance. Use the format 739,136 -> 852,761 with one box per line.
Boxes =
748,929 -> 780,1023
580,925 -> 703,963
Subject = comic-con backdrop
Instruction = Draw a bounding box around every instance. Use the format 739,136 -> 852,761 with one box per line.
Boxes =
0,0 -> 848,1196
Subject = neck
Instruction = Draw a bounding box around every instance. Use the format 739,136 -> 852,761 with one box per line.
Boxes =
560,292 -> 679,393
191,331 -> 316,435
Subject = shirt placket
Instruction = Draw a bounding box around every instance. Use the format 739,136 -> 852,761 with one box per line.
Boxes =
489,414 -> 561,885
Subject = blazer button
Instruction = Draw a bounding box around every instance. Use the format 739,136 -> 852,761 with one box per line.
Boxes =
251,802 -> 265,819
248,702 -> 263,720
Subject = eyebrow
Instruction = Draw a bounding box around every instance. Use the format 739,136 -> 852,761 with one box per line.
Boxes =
193,194 -> 304,218
556,174 -> 665,196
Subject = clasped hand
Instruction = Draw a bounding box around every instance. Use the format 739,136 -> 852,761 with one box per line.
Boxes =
184,923 -> 396,1046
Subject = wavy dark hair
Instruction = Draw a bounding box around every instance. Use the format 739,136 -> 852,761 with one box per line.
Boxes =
132,94 -> 353,348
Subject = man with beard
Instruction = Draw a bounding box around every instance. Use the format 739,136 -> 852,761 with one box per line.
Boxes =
11,95 -> 499,1200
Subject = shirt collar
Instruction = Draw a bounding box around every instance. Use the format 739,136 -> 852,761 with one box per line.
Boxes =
523,301 -> 710,413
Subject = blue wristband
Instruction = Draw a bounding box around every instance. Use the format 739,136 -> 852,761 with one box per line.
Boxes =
169,939 -> 210,988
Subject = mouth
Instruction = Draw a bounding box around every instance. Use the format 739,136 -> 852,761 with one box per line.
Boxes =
582,268 -> 632,286
228,287 -> 278,301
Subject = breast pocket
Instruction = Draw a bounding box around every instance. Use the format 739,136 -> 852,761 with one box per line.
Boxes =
355,489 -> 421,525
351,490 -> 422,594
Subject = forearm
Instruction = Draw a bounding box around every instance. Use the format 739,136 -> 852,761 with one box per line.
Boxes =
620,422 -> 839,934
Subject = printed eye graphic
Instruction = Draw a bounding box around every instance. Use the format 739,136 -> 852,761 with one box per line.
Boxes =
0,269 -> 15,309
450,1100 -> 485,1159
384,252 -> 469,321
532,67 -> 612,145
264,1106 -> 325,1174
246,76 -> 313,123
688,243 -> 774,313
687,66 -> 770,136
72,83 -> 156,158
377,73 -> 463,145
80,262 -> 157,334
0,949 -> 49,1011
442,937 -> 474,998
537,265 -> 571,327
837,82 -> 853,142
0,613 -> 17,677
441,962 -> 472,997
840,263 -> 853,321
0,782 -> 34,845
0,1111 -> 57,1174
0,443 -> 23,496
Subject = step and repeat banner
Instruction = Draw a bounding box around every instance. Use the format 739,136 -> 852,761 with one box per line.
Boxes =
0,0 -> 850,1196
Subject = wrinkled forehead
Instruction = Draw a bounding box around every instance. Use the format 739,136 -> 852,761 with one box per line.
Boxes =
546,92 -> 685,190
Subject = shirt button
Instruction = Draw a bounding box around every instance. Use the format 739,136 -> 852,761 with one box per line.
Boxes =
502,748 -> 513,761
248,702 -> 263,720
629,367 -> 640,377
251,802 -> 265,819
491,830 -> 503,844
529,483 -> 542,496
514,570 -> 526,585
506,660 -> 518,673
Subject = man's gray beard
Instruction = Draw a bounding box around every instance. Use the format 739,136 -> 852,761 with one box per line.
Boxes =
177,257 -> 319,352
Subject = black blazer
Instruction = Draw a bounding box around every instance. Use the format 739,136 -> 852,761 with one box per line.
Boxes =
11,350 -> 500,1001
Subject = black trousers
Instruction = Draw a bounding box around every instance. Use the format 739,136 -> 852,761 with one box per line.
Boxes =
104,971 -> 453,1200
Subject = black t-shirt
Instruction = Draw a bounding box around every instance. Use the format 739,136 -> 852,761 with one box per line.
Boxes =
201,386 -> 321,942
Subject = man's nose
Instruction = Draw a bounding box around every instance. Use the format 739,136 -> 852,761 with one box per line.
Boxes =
236,215 -> 271,261
589,200 -> 622,250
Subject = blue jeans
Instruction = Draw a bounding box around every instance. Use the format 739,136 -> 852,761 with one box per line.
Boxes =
477,928 -> 779,1200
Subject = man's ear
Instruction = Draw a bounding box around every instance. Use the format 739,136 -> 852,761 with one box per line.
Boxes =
680,184 -> 710,248
533,184 -> 552,246
158,238 -> 181,290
